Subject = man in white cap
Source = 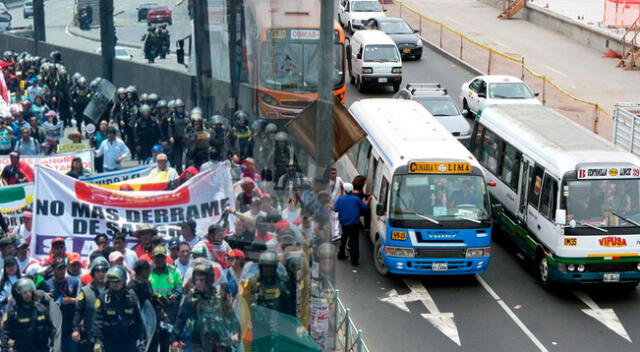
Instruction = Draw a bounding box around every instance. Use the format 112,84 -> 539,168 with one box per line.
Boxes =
332,182 -> 370,266
150,152 -> 179,183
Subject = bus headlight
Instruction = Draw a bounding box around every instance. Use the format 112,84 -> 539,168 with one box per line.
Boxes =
392,67 -> 402,74
567,264 -> 576,272
362,67 -> 373,74
261,93 -> 278,106
465,247 -> 490,258
385,247 -> 415,258
577,264 -> 586,272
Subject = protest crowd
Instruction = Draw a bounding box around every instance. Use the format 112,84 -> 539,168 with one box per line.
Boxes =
0,50 -> 363,352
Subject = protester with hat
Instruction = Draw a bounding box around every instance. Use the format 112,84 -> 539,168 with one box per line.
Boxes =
132,224 -> 157,258
71,257 -> 108,352
49,236 -> 71,264
148,245 -> 181,352
224,249 -> 246,299
0,237 -> 17,277
333,182 -> 371,266
16,239 -> 36,274
45,257 -> 80,352
168,238 -> 180,262
67,252 -> 85,281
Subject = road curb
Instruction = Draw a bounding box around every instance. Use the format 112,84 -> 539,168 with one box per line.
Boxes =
419,36 -> 484,76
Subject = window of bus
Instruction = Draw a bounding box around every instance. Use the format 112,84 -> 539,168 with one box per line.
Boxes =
379,177 -> 390,211
260,40 -> 344,92
499,143 -> 521,191
390,174 -> 490,222
472,124 -> 485,159
565,179 -> 640,227
478,128 -> 503,175
539,174 -> 558,220
356,140 -> 371,176
528,165 -> 545,209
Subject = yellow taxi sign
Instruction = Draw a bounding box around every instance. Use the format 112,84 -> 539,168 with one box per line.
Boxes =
408,162 -> 471,174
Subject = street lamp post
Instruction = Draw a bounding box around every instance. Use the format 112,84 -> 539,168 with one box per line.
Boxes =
99,0 -> 116,81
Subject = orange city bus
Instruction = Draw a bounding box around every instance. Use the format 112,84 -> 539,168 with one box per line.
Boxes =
244,0 -> 347,120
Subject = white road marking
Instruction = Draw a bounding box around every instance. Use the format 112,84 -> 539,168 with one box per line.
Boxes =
539,63 -> 569,78
475,275 -> 549,352
380,279 -> 461,346
573,290 -> 632,343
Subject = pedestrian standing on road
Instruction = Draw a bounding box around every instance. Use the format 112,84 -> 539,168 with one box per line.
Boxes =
333,183 -> 370,266
327,167 -> 344,242
94,127 -> 130,172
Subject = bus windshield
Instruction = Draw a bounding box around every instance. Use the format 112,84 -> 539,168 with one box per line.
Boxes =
390,174 -> 490,221
260,41 -> 344,93
566,179 -> 640,228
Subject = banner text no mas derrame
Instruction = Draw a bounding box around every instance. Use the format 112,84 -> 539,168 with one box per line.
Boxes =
35,198 -> 230,237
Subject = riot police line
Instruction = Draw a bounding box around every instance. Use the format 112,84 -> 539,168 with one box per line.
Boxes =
0,49 -> 341,352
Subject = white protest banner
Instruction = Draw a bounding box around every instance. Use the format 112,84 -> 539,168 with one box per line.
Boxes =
0,183 -> 34,230
32,162 -> 234,257
0,150 -> 94,173
79,164 -> 156,185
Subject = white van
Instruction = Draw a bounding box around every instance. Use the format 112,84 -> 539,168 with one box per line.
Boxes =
348,30 -> 402,93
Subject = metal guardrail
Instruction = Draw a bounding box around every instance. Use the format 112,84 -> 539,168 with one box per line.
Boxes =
333,289 -> 371,352
613,103 -> 640,156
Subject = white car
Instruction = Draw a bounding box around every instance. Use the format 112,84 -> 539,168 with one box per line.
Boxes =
95,46 -> 134,60
338,0 -> 386,33
459,75 -> 540,115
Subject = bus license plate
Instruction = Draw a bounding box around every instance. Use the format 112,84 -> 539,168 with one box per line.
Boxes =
432,263 -> 448,271
378,78 -> 388,83
603,273 -> 620,282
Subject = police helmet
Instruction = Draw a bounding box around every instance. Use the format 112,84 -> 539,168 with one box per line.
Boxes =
167,100 -> 176,109
232,110 -> 248,123
258,251 -> 278,267
139,104 -> 152,114
71,72 -> 82,82
126,85 -> 137,95
191,259 -> 214,283
90,256 -> 109,276
116,87 -> 126,95
106,266 -> 127,283
140,93 -> 149,103
174,99 -> 185,108
265,123 -> 277,134
89,78 -> 101,90
77,77 -> 87,86
275,131 -> 288,142
11,278 -> 36,301
50,50 -> 62,62
156,99 -> 167,108
148,93 -> 159,104
209,114 -> 224,125
58,67 -> 67,77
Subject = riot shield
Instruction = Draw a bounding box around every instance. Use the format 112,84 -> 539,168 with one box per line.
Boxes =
48,296 -> 63,351
83,79 -> 117,124
141,299 -> 157,352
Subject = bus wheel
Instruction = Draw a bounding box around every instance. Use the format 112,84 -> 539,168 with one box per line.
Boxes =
536,252 -> 555,290
374,238 -> 389,276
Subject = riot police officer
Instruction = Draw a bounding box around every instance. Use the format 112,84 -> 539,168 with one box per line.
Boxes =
110,87 -> 127,126
0,278 -> 55,352
134,104 -> 162,162
187,112 -> 210,169
122,86 -> 140,157
243,251 -> 294,316
230,110 -> 252,159
209,114 -> 229,159
70,77 -> 92,132
157,24 -> 170,59
168,98 -> 189,173
256,123 -> 278,173
72,257 -> 108,352
171,261 -> 239,352
143,26 -> 159,63
273,131 -> 298,182
91,266 -> 144,352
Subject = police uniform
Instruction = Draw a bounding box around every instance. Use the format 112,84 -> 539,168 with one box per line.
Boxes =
71,85 -> 91,131
168,111 -> 189,173
91,288 -> 143,352
1,298 -> 55,352
72,282 -> 103,352
134,116 -> 162,162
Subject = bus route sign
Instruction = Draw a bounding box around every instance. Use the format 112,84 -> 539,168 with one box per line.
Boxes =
409,162 -> 471,174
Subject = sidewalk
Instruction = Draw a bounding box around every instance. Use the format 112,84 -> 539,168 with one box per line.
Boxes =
391,0 -> 640,139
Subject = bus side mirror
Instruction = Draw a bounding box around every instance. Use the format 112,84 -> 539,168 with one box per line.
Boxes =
376,203 -> 386,216
555,209 -> 566,225
357,52 -> 362,60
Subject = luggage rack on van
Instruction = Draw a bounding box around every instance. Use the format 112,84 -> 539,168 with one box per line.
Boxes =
405,83 -> 448,96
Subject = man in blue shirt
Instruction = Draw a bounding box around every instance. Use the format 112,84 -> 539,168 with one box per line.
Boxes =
94,127 -> 130,171
333,183 -> 370,266
45,257 -> 80,352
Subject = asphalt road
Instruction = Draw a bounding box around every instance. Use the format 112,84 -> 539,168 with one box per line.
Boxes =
7,0 -> 192,71
336,43 -> 640,352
